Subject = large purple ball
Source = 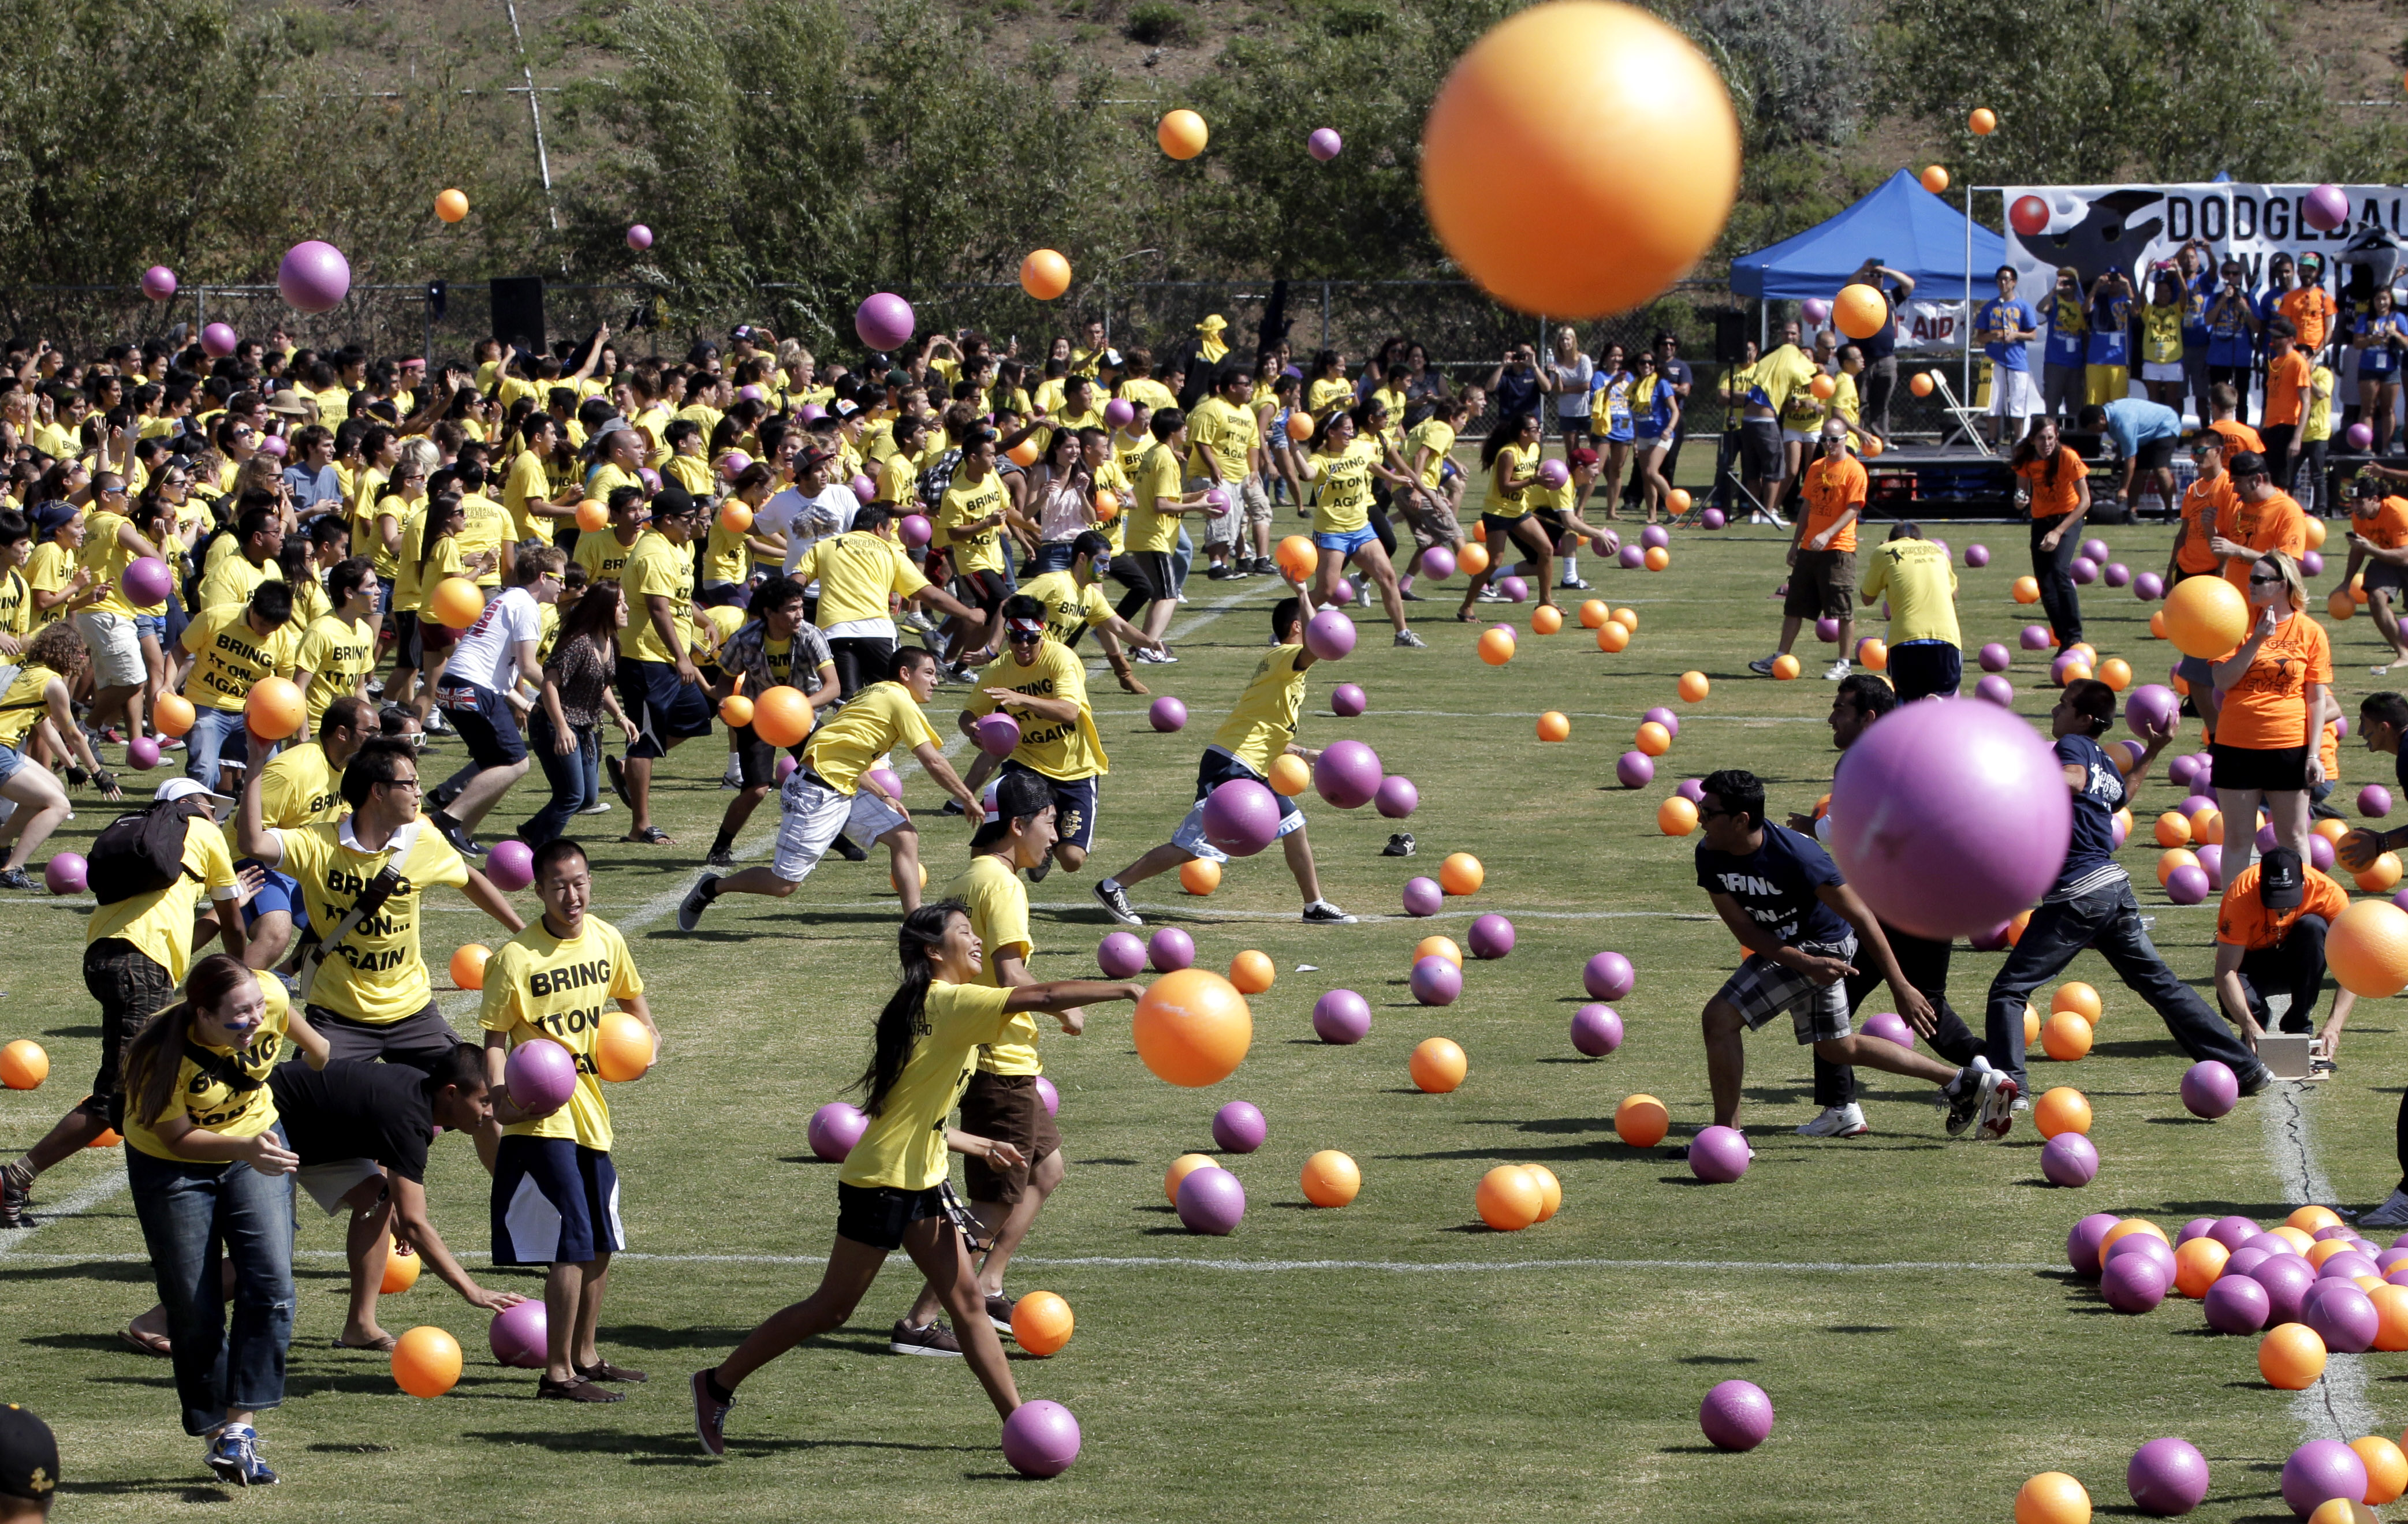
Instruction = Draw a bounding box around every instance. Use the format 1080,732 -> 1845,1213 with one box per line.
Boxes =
2210,1215 -> 2261,1251
1212,1100 -> 1268,1153
2205,1270 -> 2272,1334
2127,1436 -> 2211,1516
2168,754 -> 2202,789
277,240 -> 352,313
1585,951 -> 1635,1000
1422,546 -> 1456,579
1702,507 -> 1727,529
1698,1379 -> 1773,1450
484,837 -> 534,892
899,514 -> 933,548
489,1299 -> 549,1368
974,714 -> 1022,757
1098,931 -> 1147,978
2135,571 -> 2165,600
1149,696 -> 1188,732
1497,576 -> 1529,603
2362,785 -> 2394,818
2068,1212 -> 2120,1276
1410,955 -> 1463,1006
1690,1125 -> 1751,1183
1676,778 -> 1706,804
1978,642 -> 2013,672
2195,844 -> 2224,891
2310,834 -> 2336,872
1825,698 -> 2072,940
1036,1076 -> 1059,1116
2282,1439 -> 2369,1518
1176,1164 -> 1246,1235
1313,739 -> 1382,809
1001,1399 -> 1082,1478
201,322 -> 238,358
42,852 -> 87,895
1331,683 -> 1367,718
2020,624 -> 2053,651
807,1101 -> 868,1162
1619,543 -> 1646,569
2072,558 -> 2101,585
1467,914 -> 1516,959
2301,550 -> 2324,576
1615,750 -> 1655,788
1313,988 -> 1371,1044
1975,674 -> 2016,707
2124,684 -> 2179,737
855,292 -> 916,352
2304,181 -> 2353,231
1966,544 -> 1991,567
122,556 -> 174,606
1304,609 -> 1358,660
2101,1251 -> 2170,1312
625,223 -> 654,251
1402,877 -> 1443,917
1147,927 -> 1195,972
1571,1004 -> 1623,1056
126,735 -> 160,770
505,1039 -> 578,1114
1202,778 -> 1284,857
1814,616 -> 1841,643
2107,1232 -> 2176,1283
2042,1131 -> 2099,1187
1639,523 -> 1671,550
1642,705 -> 1681,738
2249,1254 -> 2316,1324
1307,126 -> 1343,161
1861,1010 -> 1915,1048
2103,562 -> 2132,588
1374,776 -> 1419,819
2318,1250 -> 2381,1283
2079,537 -> 2108,562
2180,1060 -> 2238,1119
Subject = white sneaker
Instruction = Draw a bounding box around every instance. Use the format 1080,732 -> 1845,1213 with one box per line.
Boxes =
1796,1103 -> 1869,1138
2359,1188 -> 2408,1230
1824,659 -> 1852,681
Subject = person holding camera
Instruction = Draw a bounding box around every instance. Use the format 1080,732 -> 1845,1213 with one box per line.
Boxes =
2083,270 -> 2136,408
2204,260 -> 2261,424
2039,266 -> 2090,420
2352,285 -> 2408,454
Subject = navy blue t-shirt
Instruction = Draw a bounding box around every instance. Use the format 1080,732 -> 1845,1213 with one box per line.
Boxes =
2051,733 -> 2127,896
1696,823 -> 1851,946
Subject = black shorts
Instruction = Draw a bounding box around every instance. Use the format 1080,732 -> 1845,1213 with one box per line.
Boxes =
2366,561 -> 2408,597
1784,549 -> 1858,620
308,999 -> 468,1073
2134,435 -> 2177,472
1741,419 -> 1784,480
391,608 -> 421,666
1531,508 -> 1571,539
735,722 -> 806,788
1127,550 -> 1179,602
1885,640 -> 1962,702
83,937 -> 176,1118
2211,742 -> 2311,792
827,637 -> 895,698
1481,513 -> 1533,552
434,679 -> 529,768
696,581 -> 745,609
618,657 -> 715,760
834,1181 -> 946,1252
952,568 -> 1009,619
957,1072 -> 1061,1205
1001,759 -> 1098,850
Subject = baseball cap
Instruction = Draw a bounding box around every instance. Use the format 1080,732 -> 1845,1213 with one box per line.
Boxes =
1569,446 -> 1599,468
2227,450 -> 2268,477
0,1403 -> 58,1505
32,504 -> 76,538
155,777 -> 233,805
1005,614 -> 1048,641
798,446 -> 836,472
2258,847 -> 2305,910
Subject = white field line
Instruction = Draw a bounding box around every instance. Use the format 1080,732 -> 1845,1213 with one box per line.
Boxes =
2262,1080 -> 2379,1440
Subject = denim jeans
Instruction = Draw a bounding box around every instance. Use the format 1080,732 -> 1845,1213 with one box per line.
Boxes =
519,712 -> 598,846
1171,526 -> 1194,597
2029,517 -> 2083,647
128,1131 -> 295,1436
1982,880 -> 2262,1095
185,705 -> 271,786
1030,541 -> 1079,575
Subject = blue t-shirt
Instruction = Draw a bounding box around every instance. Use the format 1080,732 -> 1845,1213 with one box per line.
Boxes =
2181,269 -> 2217,348
1493,366 -> 1541,420
2206,290 -> 2257,369
2085,294 -> 2131,368
1695,823 -> 1852,946
1980,298 -> 2036,372
1635,376 -> 1676,437
2051,733 -> 2129,898
2098,398 -> 2182,457
2358,312 -> 2407,378
1855,283 -> 1899,362
2042,293 -> 2088,369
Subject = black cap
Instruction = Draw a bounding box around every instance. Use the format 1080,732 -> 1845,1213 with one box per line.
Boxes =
0,1403 -> 58,1504
2258,847 -> 2305,910
651,484 -> 698,521
2228,450 -> 2268,478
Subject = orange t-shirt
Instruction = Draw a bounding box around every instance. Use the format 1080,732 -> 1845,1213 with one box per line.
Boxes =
2217,490 -> 2306,595
2216,863 -> 2349,950
2263,351 -> 2312,428
2356,496 -> 2408,551
2213,609 -> 2331,752
2279,288 -> 2338,353
2208,419 -> 2265,458
2018,447 -> 2087,520
2177,475 -> 2233,575
1798,454 -> 1865,554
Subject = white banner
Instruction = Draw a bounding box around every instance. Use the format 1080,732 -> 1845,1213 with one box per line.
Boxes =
2000,182 -> 2408,300
1896,300 -> 1967,353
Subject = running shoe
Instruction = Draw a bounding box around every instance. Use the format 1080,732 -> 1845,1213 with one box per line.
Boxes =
706,848 -> 736,868
1748,656 -> 1777,676
1559,576 -> 1592,590
677,876 -> 718,932
0,1168 -> 29,1228
1399,587 -> 1427,602
576,1358 -> 647,1383
1977,1071 -> 2020,1140
433,814 -> 484,859
889,1318 -> 963,1357
985,1291 -> 1018,1335
832,834 -> 868,862
1943,1058 -> 1996,1138
1093,879 -> 1142,926
2359,1189 -> 2408,1230
1796,1103 -> 1869,1138
577,799 -> 613,815
1824,659 -> 1852,681
1025,851 -> 1053,883
1300,899 -> 1357,924
691,1369 -> 732,1457
0,868 -> 31,892
1381,832 -> 1416,857
1394,629 -> 1427,648
204,1423 -> 277,1486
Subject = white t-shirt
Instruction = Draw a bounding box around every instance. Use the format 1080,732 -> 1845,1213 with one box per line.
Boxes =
444,585 -> 542,692
776,486 -> 861,583
1549,354 -> 1596,421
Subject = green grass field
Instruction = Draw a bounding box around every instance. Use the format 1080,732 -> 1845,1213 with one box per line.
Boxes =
5,487 -> 2406,1522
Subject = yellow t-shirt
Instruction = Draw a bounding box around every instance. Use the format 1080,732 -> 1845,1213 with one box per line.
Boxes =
270,819 -> 472,1024
632,406 -> 673,468
196,551 -> 279,615
573,528 -> 642,587
1129,442 -> 1185,555
481,916 -> 644,1153
1117,378 -> 1177,413
586,462 -> 644,507
459,495 -> 511,588
876,450 -> 919,509
84,813 -> 240,983
1187,395 -> 1258,483
1212,644 -> 1310,776
665,454 -> 712,499
802,681 -> 938,794
293,614 -> 375,729
969,638 -> 1106,782
80,511 -> 159,618
0,663 -> 57,749
1306,439 -> 1380,535
362,494 -> 409,581
702,514 -> 752,589
938,470 -> 1009,576
124,974 -> 292,1162
693,604 -> 746,672
1307,378 -> 1354,414
412,537 -> 466,615
1857,537 -> 1962,648
2306,365 -> 2337,444
951,855 -> 1041,1077
258,740 -> 345,827
837,980 -> 1017,1191
503,450 -> 556,544
617,531 -> 695,664
1091,458 -> 1132,556
1019,570 -> 1114,646
1405,419 -> 1456,490
179,604 -> 299,712
788,533 -> 928,629
1489,443 -> 1534,512
0,566 -> 31,641
24,542 -> 74,628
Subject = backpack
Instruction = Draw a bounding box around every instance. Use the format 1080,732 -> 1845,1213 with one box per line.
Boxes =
87,798 -> 211,906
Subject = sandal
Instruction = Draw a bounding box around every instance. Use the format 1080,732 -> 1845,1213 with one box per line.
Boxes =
330,1333 -> 399,1353
120,1325 -> 172,1358
622,826 -> 673,846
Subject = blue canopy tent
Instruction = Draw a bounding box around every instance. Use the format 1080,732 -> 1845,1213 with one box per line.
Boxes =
1729,168 -> 2007,303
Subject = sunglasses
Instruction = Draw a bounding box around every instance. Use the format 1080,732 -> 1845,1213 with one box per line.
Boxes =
2248,572 -> 2283,585
1007,629 -> 1044,644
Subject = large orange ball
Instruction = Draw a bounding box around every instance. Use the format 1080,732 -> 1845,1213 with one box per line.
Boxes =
594,1010 -> 655,1082
392,1325 -> 464,1399
1277,535 -> 1319,581
2372,1285 -> 2408,1353
1678,670 -> 1710,701
1019,248 -> 1072,301
2306,516 -> 2328,551
2051,981 -> 2102,1022
1164,1153 -> 1221,1202
1459,542 -> 1490,576
434,188 -> 469,223
1132,968 -> 1253,1087
1579,599 -> 1609,629
153,691 -> 195,738
1475,1165 -> 1543,1230
2101,1218 -> 2168,1254
2189,806 -> 2223,845
0,1039 -> 50,1090
1615,1093 -> 1669,1146
1267,753 -> 1311,797
1667,488 -> 1692,513
2332,588 -> 2360,622
575,499 -> 609,533
751,686 -> 811,748
718,502 -> 754,534
2156,847 -> 2199,886
2154,811 -> 2193,848
2173,1236 -> 2230,1299
1157,109 -> 1209,159
1525,1163 -> 1563,1222
243,676 -> 305,741
1857,638 -> 1888,671
1643,546 -> 1669,571
2033,1085 -> 2090,1138
1537,710 -> 1571,742
1657,796 -> 1699,836
1531,604 -> 1564,636
1301,1149 -> 1361,1207
2012,575 -> 2041,604
1420,2 -> 1738,317
2358,853 -> 2405,894
1834,282 -> 1889,340
1478,627 -> 1516,665
1810,373 -> 1837,401
1011,1290 -> 1075,1355
1634,720 -> 1671,756
2356,1434 -> 2408,1503
1228,950 -> 1276,995
719,694 -> 754,729
2330,898 -> 2408,996
1439,852 -> 1485,895
2096,656 -> 2132,691
428,576 -> 484,630
1414,935 -> 1463,968
381,1241 -> 422,1294
1919,164 -> 1951,194
1180,858 -> 1221,895
1969,107 -> 1997,135
1772,653 -> 1801,679
1410,1036 -> 1467,1093
1285,412 -> 1314,442
2014,1471 -> 2090,1524
1008,438 -> 1041,468
2163,574 -> 2250,658
449,944 -> 490,991
1596,620 -> 1630,652
1910,372 -> 1936,398
2259,1321 -> 2328,1390
2040,1010 -> 2092,1061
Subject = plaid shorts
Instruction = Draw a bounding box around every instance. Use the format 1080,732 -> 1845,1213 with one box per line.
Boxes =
1715,936 -> 1857,1044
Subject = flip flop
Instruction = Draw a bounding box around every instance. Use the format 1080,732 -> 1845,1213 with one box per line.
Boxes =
331,1334 -> 399,1353
120,1325 -> 172,1358
622,826 -> 673,846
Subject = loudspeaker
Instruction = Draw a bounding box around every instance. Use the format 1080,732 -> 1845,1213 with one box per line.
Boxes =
490,277 -> 546,353
1713,310 -> 1749,364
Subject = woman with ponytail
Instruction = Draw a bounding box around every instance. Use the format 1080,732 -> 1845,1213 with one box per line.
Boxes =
121,954 -> 328,1486
689,901 -> 1141,1456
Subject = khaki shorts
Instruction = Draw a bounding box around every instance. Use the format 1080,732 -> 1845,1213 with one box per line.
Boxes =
298,1158 -> 386,1216
958,1071 -> 1060,1205
74,609 -> 146,689
1192,476 -> 1244,550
